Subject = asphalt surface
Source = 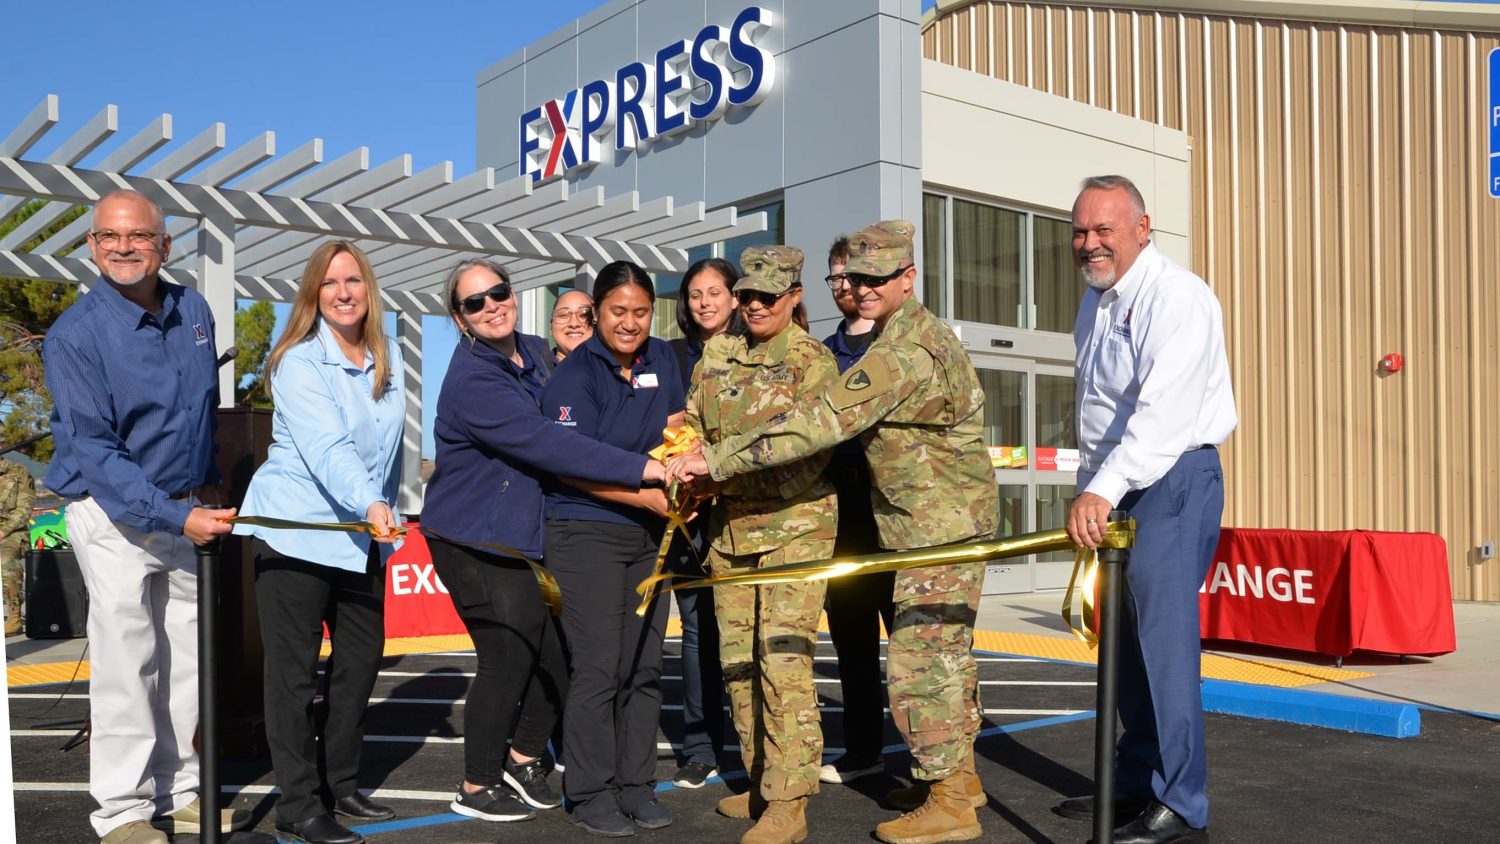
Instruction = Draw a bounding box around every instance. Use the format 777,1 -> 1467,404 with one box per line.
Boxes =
9,636 -> 1499,843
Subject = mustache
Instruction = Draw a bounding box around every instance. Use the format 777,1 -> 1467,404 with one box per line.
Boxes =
1077,247 -> 1115,262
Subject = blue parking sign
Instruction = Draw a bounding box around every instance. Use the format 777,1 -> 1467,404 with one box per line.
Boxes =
1491,47 -> 1500,198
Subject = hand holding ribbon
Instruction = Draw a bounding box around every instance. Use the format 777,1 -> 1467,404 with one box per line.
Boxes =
636,425 -> 710,616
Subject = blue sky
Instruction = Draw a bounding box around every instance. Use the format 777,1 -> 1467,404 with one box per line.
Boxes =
6,1 -> 938,456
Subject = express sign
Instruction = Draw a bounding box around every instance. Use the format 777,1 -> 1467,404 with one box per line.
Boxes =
519,6 -> 776,182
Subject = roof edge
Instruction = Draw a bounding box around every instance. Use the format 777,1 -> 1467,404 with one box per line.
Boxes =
921,0 -> 1500,34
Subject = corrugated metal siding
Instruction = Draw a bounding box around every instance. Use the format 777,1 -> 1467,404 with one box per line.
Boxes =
924,3 -> 1500,601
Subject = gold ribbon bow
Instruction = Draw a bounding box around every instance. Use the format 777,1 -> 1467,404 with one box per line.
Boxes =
1061,548 -> 1102,646
636,425 -> 707,616
223,516 -> 564,617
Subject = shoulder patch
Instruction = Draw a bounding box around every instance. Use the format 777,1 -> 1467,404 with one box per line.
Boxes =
829,354 -> 895,411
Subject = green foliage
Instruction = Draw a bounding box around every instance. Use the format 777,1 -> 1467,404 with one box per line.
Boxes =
234,300 -> 276,407
0,200 -> 87,461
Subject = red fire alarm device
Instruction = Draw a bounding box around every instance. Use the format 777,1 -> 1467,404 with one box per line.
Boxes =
1379,353 -> 1404,373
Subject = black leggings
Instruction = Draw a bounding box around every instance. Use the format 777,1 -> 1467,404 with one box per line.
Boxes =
429,537 -> 569,786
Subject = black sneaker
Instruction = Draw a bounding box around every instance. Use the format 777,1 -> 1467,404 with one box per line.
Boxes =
671,761 -> 718,789
818,753 -> 885,784
449,784 -> 536,822
569,805 -> 636,838
503,755 -> 562,809
623,798 -> 672,830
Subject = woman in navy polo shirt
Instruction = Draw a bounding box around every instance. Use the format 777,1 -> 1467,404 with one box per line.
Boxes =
541,261 -> 685,837
422,258 -> 669,828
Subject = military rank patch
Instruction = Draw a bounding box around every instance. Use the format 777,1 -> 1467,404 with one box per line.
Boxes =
829,355 -> 893,410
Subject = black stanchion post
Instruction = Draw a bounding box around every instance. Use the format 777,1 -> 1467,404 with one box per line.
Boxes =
197,537 -> 222,844
1092,510 -> 1129,844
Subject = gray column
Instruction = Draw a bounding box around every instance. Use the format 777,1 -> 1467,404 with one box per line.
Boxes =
196,212 -> 236,407
395,308 -> 423,514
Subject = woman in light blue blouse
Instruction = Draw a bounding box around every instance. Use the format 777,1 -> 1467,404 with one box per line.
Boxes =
234,241 -> 403,844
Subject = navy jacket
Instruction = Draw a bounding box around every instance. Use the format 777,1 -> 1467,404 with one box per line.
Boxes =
422,333 -> 648,557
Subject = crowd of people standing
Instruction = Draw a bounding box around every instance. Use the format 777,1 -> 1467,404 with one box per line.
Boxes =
44,173 -> 1233,844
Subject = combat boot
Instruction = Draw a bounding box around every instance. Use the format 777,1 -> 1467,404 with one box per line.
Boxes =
718,789 -> 768,820
874,771 -> 982,844
739,797 -> 807,844
886,753 -> 985,811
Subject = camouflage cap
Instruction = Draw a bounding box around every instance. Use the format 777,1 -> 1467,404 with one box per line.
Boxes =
735,245 -> 805,295
841,220 -> 916,277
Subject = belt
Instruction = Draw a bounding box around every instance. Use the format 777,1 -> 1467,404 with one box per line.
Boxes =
1190,444 -> 1218,452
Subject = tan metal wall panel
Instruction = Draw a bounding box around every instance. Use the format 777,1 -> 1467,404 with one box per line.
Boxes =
923,4 -> 1500,600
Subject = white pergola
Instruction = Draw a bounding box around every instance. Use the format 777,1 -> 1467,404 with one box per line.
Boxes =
0,96 -> 766,510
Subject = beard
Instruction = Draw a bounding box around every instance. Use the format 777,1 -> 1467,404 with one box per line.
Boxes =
103,256 -> 151,287
1077,249 -> 1116,290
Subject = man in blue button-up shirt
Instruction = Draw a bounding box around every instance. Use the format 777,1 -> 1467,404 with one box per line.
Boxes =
43,190 -> 239,844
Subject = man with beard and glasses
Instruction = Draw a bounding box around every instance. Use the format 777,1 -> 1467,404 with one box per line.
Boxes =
1053,175 -> 1236,844
43,190 -> 245,844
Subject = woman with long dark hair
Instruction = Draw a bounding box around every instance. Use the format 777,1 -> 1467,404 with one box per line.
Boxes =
540,261 -> 685,837
235,241 -> 403,844
421,258 -> 668,829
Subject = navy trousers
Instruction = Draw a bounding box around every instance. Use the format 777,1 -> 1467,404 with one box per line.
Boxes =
1113,446 -> 1223,829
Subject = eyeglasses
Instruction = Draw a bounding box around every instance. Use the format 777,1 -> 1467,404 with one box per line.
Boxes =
735,290 -> 788,309
457,281 -> 512,314
551,307 -> 594,324
841,264 -> 912,290
90,230 -> 162,250
824,273 -> 851,290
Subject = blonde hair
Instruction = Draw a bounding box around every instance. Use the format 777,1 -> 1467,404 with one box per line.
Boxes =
265,241 -> 392,399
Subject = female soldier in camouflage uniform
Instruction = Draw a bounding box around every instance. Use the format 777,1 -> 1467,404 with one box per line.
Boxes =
685,246 -> 839,844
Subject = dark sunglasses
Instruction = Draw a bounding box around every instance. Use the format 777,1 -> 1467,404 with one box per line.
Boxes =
457,281 -> 512,314
843,264 -> 911,290
735,289 -> 788,308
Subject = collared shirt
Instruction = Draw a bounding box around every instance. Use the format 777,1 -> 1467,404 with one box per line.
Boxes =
822,319 -> 877,375
542,334 -> 684,529
822,319 -> 878,473
1073,242 -> 1238,505
421,332 -> 647,557
233,320 -> 405,572
44,277 -> 220,535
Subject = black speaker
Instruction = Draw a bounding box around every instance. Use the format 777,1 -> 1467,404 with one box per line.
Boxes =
24,548 -> 88,638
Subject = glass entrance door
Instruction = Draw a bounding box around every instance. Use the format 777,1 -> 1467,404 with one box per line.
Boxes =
974,359 -> 1079,595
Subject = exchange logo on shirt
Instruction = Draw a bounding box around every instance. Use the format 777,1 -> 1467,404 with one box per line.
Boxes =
557,406 -> 576,427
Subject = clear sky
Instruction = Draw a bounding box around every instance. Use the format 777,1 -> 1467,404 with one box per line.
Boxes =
5,1 -> 940,457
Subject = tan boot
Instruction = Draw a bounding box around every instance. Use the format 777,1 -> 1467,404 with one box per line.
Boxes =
874,772 -> 983,844
739,797 -> 808,844
100,821 -> 168,844
718,789 -> 768,820
886,755 -> 985,812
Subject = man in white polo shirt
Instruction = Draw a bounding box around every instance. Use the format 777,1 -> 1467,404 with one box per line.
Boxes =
1056,175 -> 1237,844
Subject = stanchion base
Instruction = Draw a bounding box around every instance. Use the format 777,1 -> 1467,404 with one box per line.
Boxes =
172,832 -> 278,843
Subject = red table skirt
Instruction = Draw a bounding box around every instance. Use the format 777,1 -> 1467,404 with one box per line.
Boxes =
383,526 -> 467,638
1199,528 -> 1456,658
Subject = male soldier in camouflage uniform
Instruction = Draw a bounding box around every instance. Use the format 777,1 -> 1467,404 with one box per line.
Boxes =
686,246 -> 840,844
1,458 -> 37,636
669,222 -> 998,844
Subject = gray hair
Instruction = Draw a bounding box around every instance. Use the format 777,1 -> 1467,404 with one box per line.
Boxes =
442,257 -> 512,313
93,189 -> 166,229
1080,175 -> 1147,219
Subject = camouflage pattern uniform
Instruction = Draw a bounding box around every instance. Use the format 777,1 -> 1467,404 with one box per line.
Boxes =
0,459 -> 37,636
704,224 -> 1000,784
687,246 -> 840,802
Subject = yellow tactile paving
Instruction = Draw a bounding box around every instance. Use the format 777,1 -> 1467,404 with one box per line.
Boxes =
10,623 -> 1371,690
971,629 -> 1374,687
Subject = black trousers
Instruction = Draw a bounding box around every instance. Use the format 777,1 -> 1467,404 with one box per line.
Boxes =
428,537 -> 568,786
253,539 -> 385,824
824,462 -> 895,760
669,504 -> 724,767
546,519 -> 669,813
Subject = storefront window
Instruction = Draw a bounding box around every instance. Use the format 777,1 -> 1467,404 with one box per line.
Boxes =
1035,374 -> 1077,450
952,199 -> 1024,327
978,369 -> 1026,465
1036,483 -> 1077,562
1034,215 -> 1082,333
921,193 -> 945,315
996,484 -> 1027,539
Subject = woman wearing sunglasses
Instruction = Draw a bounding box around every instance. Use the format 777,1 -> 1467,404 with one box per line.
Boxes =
423,258 -> 669,827
538,261 -> 685,837
685,246 -> 839,844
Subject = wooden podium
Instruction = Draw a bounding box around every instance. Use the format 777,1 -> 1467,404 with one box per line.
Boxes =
213,407 -> 273,758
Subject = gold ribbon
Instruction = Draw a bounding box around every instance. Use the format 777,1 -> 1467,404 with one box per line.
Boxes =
636,425 -> 707,617
634,520 -> 1135,612
223,516 -> 564,617
1061,548 -> 1102,646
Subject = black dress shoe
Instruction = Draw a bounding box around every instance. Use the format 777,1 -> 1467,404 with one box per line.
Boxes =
1090,799 -> 1209,844
333,793 -> 395,820
276,814 -> 365,844
1054,794 -> 1153,821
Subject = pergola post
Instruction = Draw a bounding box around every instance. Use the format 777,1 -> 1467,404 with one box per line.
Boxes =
394,309 -> 423,514
196,210 -> 237,407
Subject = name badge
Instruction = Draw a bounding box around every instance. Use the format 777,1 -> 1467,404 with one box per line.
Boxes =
633,373 -> 660,389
